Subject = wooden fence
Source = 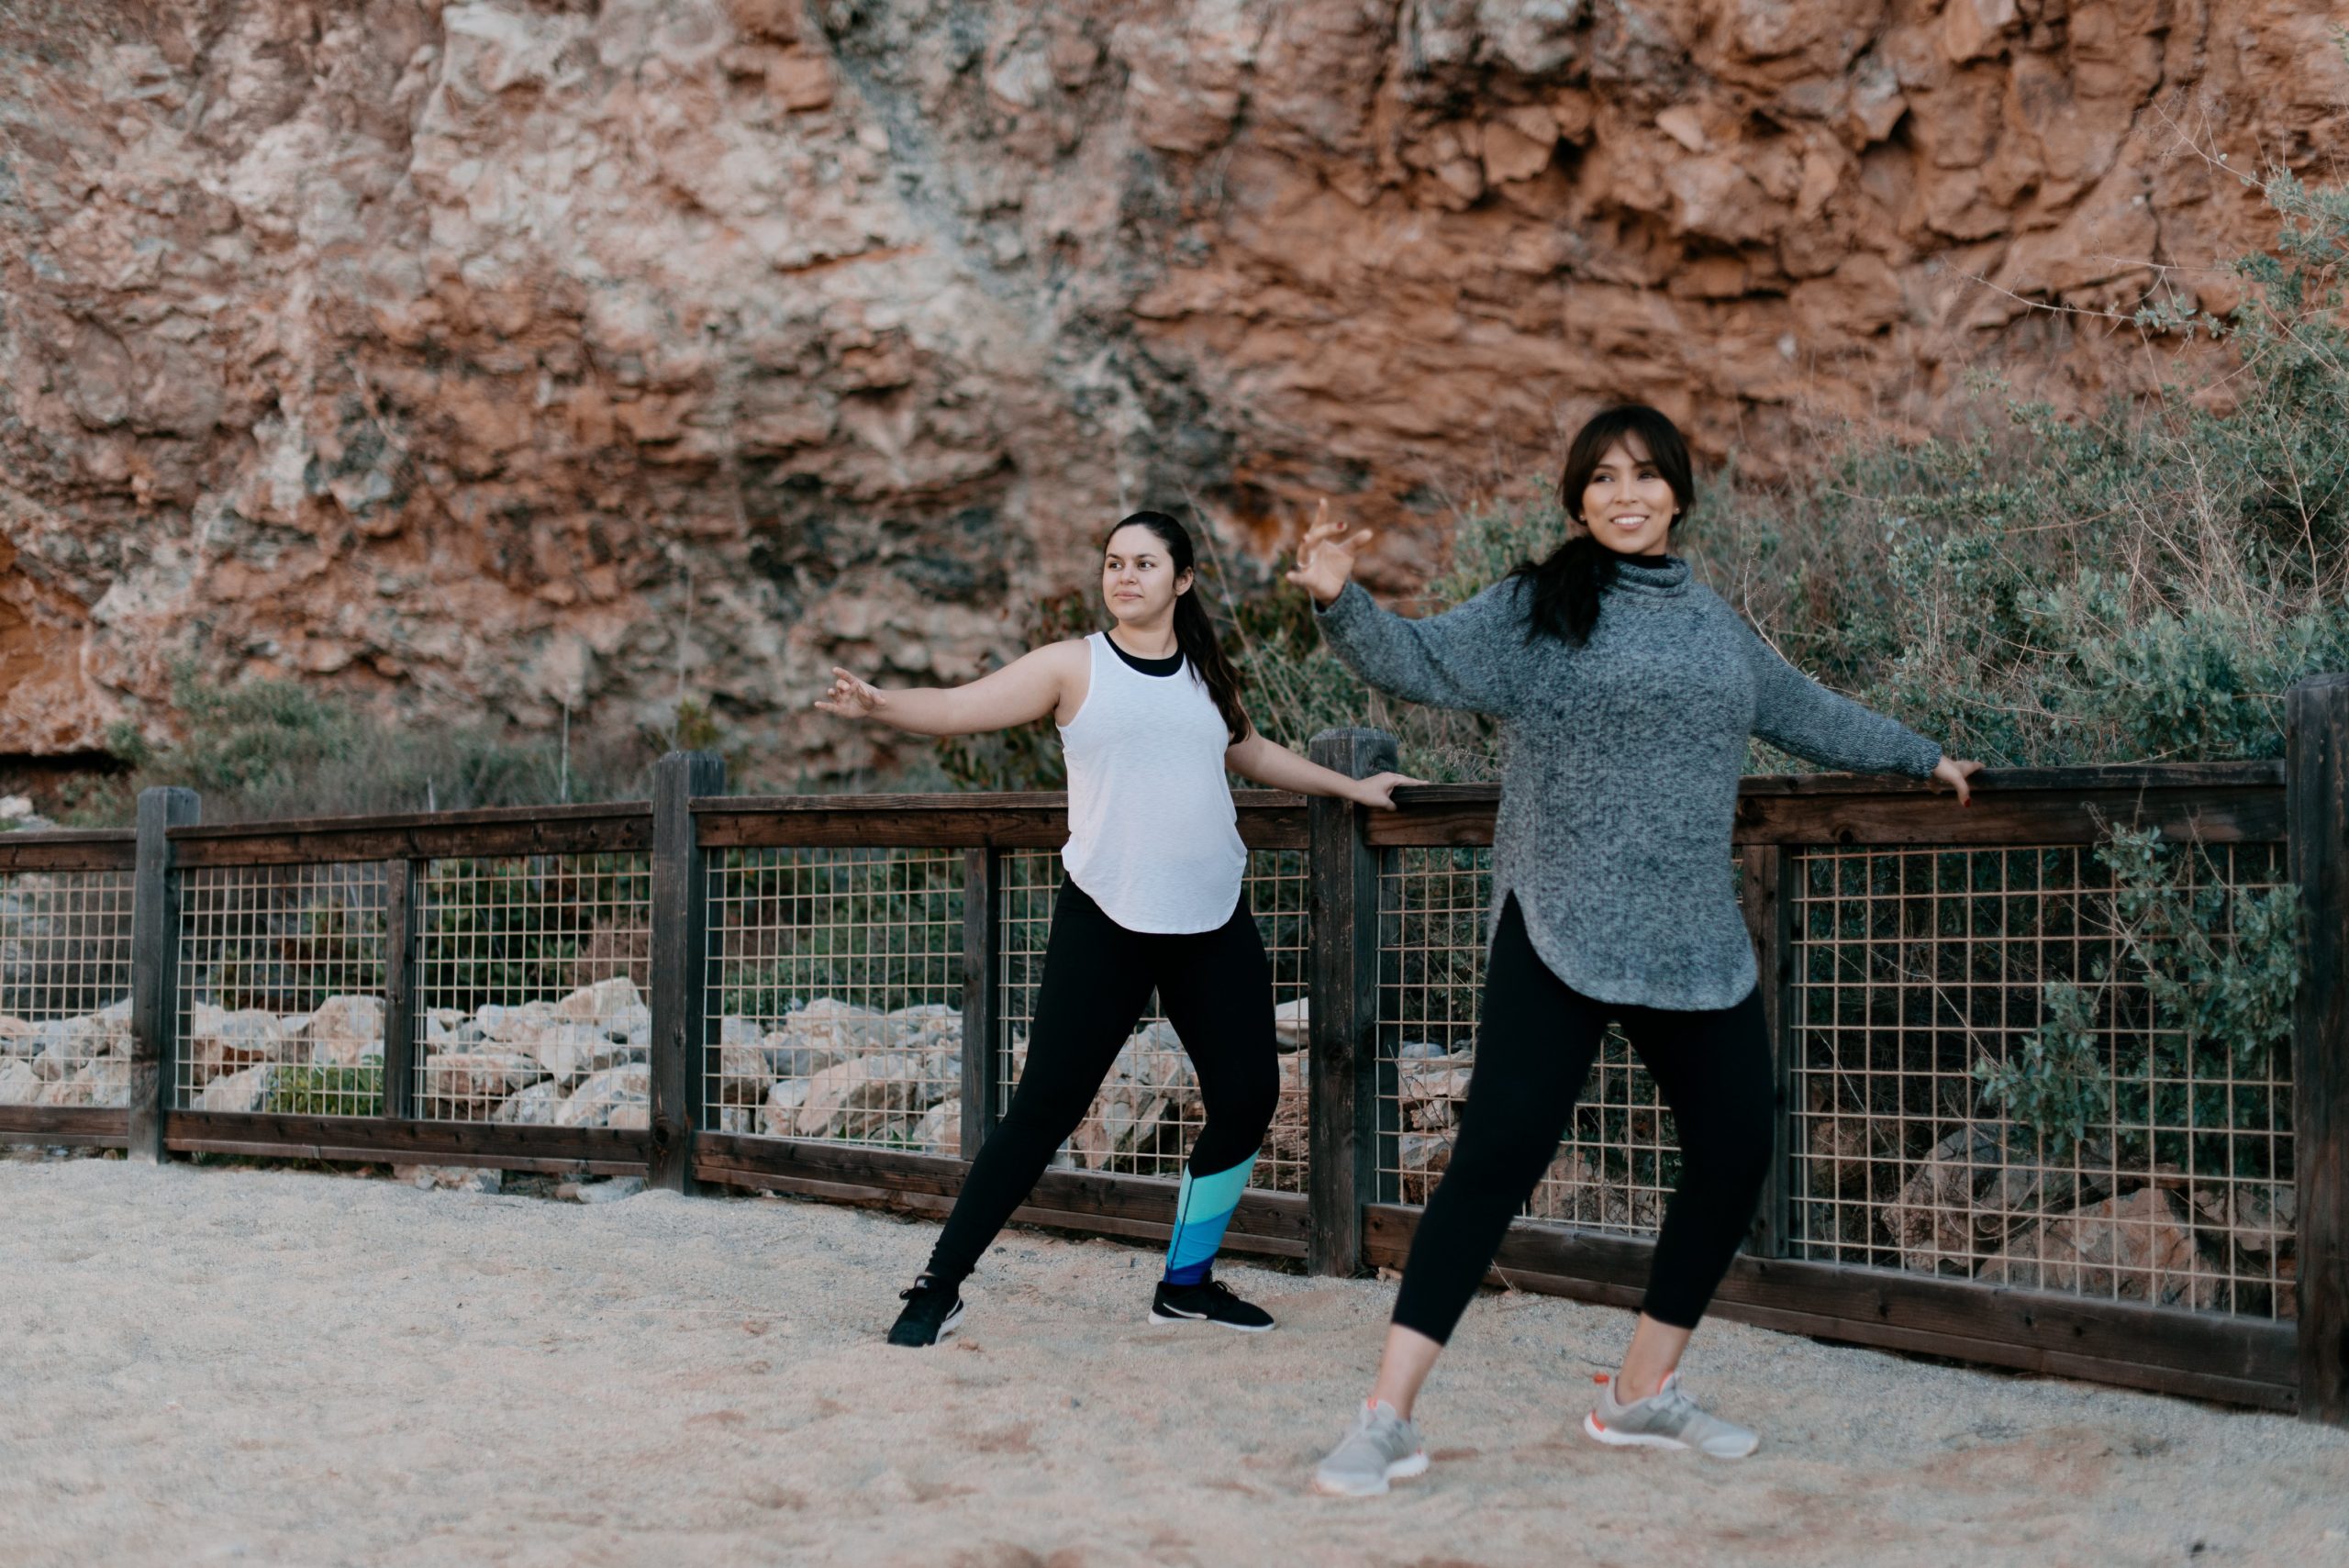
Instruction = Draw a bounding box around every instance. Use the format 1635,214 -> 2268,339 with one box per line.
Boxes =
2,673 -> 2343,1425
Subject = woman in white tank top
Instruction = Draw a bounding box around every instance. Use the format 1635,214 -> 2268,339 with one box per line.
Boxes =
818,511 -> 1414,1344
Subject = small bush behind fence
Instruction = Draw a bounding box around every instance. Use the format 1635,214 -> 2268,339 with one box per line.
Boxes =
2,677 -> 2344,1424
1785,840 -> 2296,1321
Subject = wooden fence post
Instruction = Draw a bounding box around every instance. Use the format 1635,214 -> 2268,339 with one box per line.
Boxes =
2288,673 -> 2349,1425
1742,843 -> 1796,1257
380,859 -> 422,1121
1308,728 -> 1397,1277
128,786 -> 198,1163
650,751 -> 726,1195
960,847 -> 1004,1161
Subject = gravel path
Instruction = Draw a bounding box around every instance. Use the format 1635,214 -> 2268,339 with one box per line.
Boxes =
6,1156 -> 2344,1567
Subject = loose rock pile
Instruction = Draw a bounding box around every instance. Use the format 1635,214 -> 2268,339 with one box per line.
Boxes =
0,1001 -> 132,1106
710,997 -> 1314,1188
0,982 -> 1316,1184
1849,1117 -> 2297,1317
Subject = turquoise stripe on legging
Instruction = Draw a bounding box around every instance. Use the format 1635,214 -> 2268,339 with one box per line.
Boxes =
1163,1151 -> 1256,1284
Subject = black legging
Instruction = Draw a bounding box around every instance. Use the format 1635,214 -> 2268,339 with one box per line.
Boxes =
924,878 -> 1279,1284
1392,895 -> 1773,1341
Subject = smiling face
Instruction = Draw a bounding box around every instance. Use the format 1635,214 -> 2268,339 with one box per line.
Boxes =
1101,522 -> 1192,628
1575,435 -> 1680,558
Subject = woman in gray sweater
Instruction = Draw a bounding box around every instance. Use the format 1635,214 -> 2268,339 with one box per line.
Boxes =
1296,405 -> 1981,1496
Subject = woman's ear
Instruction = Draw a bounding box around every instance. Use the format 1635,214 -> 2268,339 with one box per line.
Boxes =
1174,569 -> 1195,596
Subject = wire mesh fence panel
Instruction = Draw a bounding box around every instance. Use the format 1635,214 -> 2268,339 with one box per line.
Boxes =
702,847 -> 964,1151
412,853 -> 651,1127
996,850 -> 1312,1192
0,870 -> 137,1108
1785,841 -> 2297,1319
1375,847 -> 1681,1234
175,862 -> 388,1116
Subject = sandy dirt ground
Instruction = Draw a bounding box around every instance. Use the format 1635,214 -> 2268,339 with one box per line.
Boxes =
5,1156 -> 2345,1568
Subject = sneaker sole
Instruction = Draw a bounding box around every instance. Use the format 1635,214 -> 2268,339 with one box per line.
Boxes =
1311,1451 -> 1430,1497
1582,1412 -> 1754,1460
888,1300 -> 964,1348
1148,1307 -> 1275,1332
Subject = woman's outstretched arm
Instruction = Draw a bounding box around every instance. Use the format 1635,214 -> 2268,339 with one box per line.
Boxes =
1286,502 -> 1527,718
814,640 -> 1087,738
1223,730 -> 1419,808
1740,618 -> 1983,802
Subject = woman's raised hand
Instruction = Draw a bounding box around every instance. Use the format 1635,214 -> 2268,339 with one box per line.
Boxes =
814,666 -> 890,720
1285,499 -> 1375,607
1932,755 -> 1984,806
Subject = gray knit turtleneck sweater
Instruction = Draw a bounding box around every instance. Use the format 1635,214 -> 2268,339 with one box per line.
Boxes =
1318,559 -> 1943,1010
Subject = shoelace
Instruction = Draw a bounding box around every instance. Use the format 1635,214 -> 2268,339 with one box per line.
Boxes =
1609,1374 -> 1697,1422
1629,1376 -> 1718,1433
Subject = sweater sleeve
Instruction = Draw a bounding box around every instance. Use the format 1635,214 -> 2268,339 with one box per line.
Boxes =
1740,618 -> 1942,777
1315,579 -> 1528,718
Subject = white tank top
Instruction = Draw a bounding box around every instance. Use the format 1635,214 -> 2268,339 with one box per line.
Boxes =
1058,632 -> 1248,934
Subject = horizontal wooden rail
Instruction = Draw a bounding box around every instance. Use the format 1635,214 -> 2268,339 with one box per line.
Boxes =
166,803 -> 652,867
1365,765 -> 2287,849
0,830 -> 138,873
1364,1207 -> 2295,1410
694,1133 -> 1308,1258
0,1106 -> 131,1149
79,765 -> 2283,863
696,791 -> 1308,851
162,1113 -> 651,1175
1742,762 -> 2283,793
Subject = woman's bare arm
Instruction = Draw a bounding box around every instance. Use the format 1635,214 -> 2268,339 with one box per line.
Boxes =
1224,731 -> 1418,807
814,641 -> 1088,737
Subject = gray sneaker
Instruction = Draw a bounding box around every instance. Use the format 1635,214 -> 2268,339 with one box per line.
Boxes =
1312,1399 -> 1431,1496
1583,1372 -> 1758,1459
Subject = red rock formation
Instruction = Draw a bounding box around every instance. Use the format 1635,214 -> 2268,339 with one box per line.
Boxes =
2,1 -> 2341,777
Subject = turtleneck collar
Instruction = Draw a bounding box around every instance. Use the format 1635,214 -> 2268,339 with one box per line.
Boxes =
1606,552 -> 1691,597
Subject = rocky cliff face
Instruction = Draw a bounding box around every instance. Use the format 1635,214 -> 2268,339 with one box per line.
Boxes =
3,0 -> 2342,779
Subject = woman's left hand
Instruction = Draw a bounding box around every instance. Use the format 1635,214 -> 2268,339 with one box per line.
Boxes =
1352,771 -> 1425,810
1932,756 -> 1984,806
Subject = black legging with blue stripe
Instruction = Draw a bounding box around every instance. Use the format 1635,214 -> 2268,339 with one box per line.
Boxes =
923,878 -> 1278,1286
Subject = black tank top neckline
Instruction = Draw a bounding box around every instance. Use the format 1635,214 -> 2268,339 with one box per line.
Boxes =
1104,631 -> 1183,677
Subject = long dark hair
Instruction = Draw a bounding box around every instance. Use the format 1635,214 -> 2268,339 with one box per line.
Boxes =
1106,511 -> 1252,742
1508,404 -> 1698,647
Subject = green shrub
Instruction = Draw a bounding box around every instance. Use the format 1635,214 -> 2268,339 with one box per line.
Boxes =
711,849 -> 965,1018
261,1065 -> 384,1118
69,664 -> 659,827
1976,826 -> 2300,1172
417,855 -> 651,1013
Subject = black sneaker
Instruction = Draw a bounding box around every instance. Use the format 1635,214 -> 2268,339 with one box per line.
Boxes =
886,1277 -> 965,1347
1150,1277 -> 1275,1332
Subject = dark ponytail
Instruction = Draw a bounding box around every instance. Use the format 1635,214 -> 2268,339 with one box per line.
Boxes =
1107,511 -> 1252,743
1509,404 -> 1697,647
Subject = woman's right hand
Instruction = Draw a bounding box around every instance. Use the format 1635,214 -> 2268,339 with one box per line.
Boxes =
1932,755 -> 1984,806
1285,499 -> 1374,607
814,666 -> 890,721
